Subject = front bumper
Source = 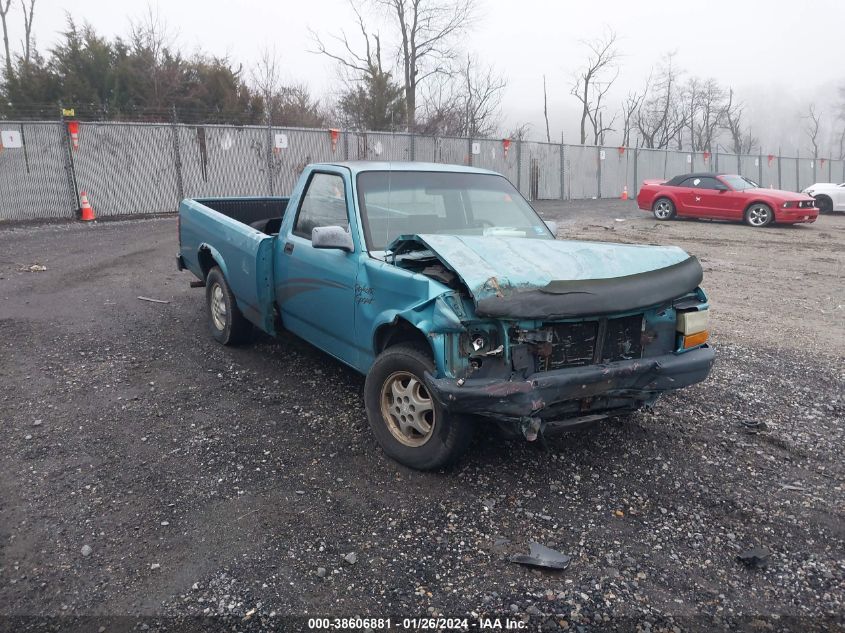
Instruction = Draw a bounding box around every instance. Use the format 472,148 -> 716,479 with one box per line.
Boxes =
777,209 -> 818,224
426,346 -> 715,422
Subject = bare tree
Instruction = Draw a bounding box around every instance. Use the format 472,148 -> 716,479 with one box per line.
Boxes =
570,27 -> 619,144
620,80 -> 648,147
19,0 -> 33,67
507,122 -> 531,141
376,0 -> 476,131
457,54 -> 505,137
723,88 -> 758,154
0,0 -> 12,77
805,103 -> 821,158
128,7 -> 178,109
542,75 -> 550,143
251,46 -> 282,120
636,52 -> 685,149
688,78 -> 727,152
311,1 -> 384,84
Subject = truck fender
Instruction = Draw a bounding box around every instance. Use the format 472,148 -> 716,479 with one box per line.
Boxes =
197,243 -> 229,282
370,296 -> 466,376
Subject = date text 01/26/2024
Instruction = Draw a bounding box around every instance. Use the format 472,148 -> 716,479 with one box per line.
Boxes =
307,617 -> 528,630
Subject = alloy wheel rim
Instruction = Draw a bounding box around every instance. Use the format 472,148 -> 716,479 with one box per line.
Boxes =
654,201 -> 672,218
748,205 -> 770,226
210,284 -> 227,330
380,371 -> 436,447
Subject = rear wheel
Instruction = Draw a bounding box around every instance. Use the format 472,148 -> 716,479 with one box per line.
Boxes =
815,196 -> 833,214
206,266 -> 252,345
364,344 -> 473,470
652,197 -> 676,220
744,203 -> 773,227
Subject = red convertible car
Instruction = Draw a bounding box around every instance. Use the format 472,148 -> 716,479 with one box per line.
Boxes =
637,173 -> 818,227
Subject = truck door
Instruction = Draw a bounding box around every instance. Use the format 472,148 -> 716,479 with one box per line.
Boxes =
276,170 -> 359,366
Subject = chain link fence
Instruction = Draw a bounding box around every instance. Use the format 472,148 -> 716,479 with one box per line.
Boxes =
1,119 -> 844,221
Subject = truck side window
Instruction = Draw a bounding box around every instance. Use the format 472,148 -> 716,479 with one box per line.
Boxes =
294,173 -> 349,239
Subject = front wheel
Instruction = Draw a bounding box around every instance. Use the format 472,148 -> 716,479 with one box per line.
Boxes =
652,197 -> 676,220
364,344 -> 473,470
744,203 -> 773,227
815,196 -> 833,214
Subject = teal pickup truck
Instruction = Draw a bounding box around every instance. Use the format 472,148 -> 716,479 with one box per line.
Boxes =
177,162 -> 714,470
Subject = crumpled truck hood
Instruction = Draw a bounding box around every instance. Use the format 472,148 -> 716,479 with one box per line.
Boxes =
388,234 -> 703,319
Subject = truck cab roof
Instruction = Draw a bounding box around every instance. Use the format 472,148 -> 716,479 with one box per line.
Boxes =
310,161 -> 501,177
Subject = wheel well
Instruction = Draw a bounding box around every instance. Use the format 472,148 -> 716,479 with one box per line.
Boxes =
198,247 -> 217,280
814,194 -> 832,204
653,195 -> 674,208
374,318 -> 430,355
744,200 -> 772,212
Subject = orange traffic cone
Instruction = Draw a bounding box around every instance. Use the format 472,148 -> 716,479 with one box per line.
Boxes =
80,192 -> 96,221
621,185 -> 629,201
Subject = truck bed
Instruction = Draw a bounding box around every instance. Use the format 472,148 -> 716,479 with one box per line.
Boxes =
194,196 -> 289,234
179,196 -> 290,335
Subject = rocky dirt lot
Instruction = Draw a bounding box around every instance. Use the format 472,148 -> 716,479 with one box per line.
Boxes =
0,204 -> 843,632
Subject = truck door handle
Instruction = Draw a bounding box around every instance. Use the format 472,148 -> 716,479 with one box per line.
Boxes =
283,242 -> 294,255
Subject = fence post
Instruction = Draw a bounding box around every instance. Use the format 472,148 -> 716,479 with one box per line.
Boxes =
758,152 -> 763,185
559,143 -> 565,201
633,147 -> 638,198
410,133 -> 415,162
58,110 -> 80,217
777,152 -> 782,189
596,146 -> 602,198
264,116 -> 274,196
516,140 -> 522,193
796,151 -> 800,192
171,106 -> 184,204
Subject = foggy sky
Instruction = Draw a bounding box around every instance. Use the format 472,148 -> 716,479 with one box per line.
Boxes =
25,0 -> 845,155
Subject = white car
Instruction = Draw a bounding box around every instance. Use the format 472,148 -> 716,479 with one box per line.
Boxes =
802,182 -> 845,213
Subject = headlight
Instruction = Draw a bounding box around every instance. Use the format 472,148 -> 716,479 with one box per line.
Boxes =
782,201 -> 795,208
677,309 -> 709,349
677,309 -> 709,335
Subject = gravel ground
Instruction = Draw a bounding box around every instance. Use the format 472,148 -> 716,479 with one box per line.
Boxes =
0,205 -> 843,632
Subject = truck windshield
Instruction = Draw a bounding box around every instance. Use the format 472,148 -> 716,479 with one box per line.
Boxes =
356,171 -> 553,251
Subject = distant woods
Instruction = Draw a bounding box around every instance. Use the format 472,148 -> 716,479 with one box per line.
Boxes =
0,2 -> 842,157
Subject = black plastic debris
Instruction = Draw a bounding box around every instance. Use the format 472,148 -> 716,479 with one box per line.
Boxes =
510,542 -> 571,570
739,419 -> 766,433
736,547 -> 770,568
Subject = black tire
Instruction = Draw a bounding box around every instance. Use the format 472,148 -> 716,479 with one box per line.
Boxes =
652,197 -> 676,220
744,203 -> 774,227
205,266 -> 252,345
364,344 -> 473,470
815,196 -> 833,214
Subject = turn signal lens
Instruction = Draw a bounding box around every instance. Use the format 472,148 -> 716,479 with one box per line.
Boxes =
683,331 -> 709,349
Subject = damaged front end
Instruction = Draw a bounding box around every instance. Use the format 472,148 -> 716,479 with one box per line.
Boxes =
387,233 -> 715,440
